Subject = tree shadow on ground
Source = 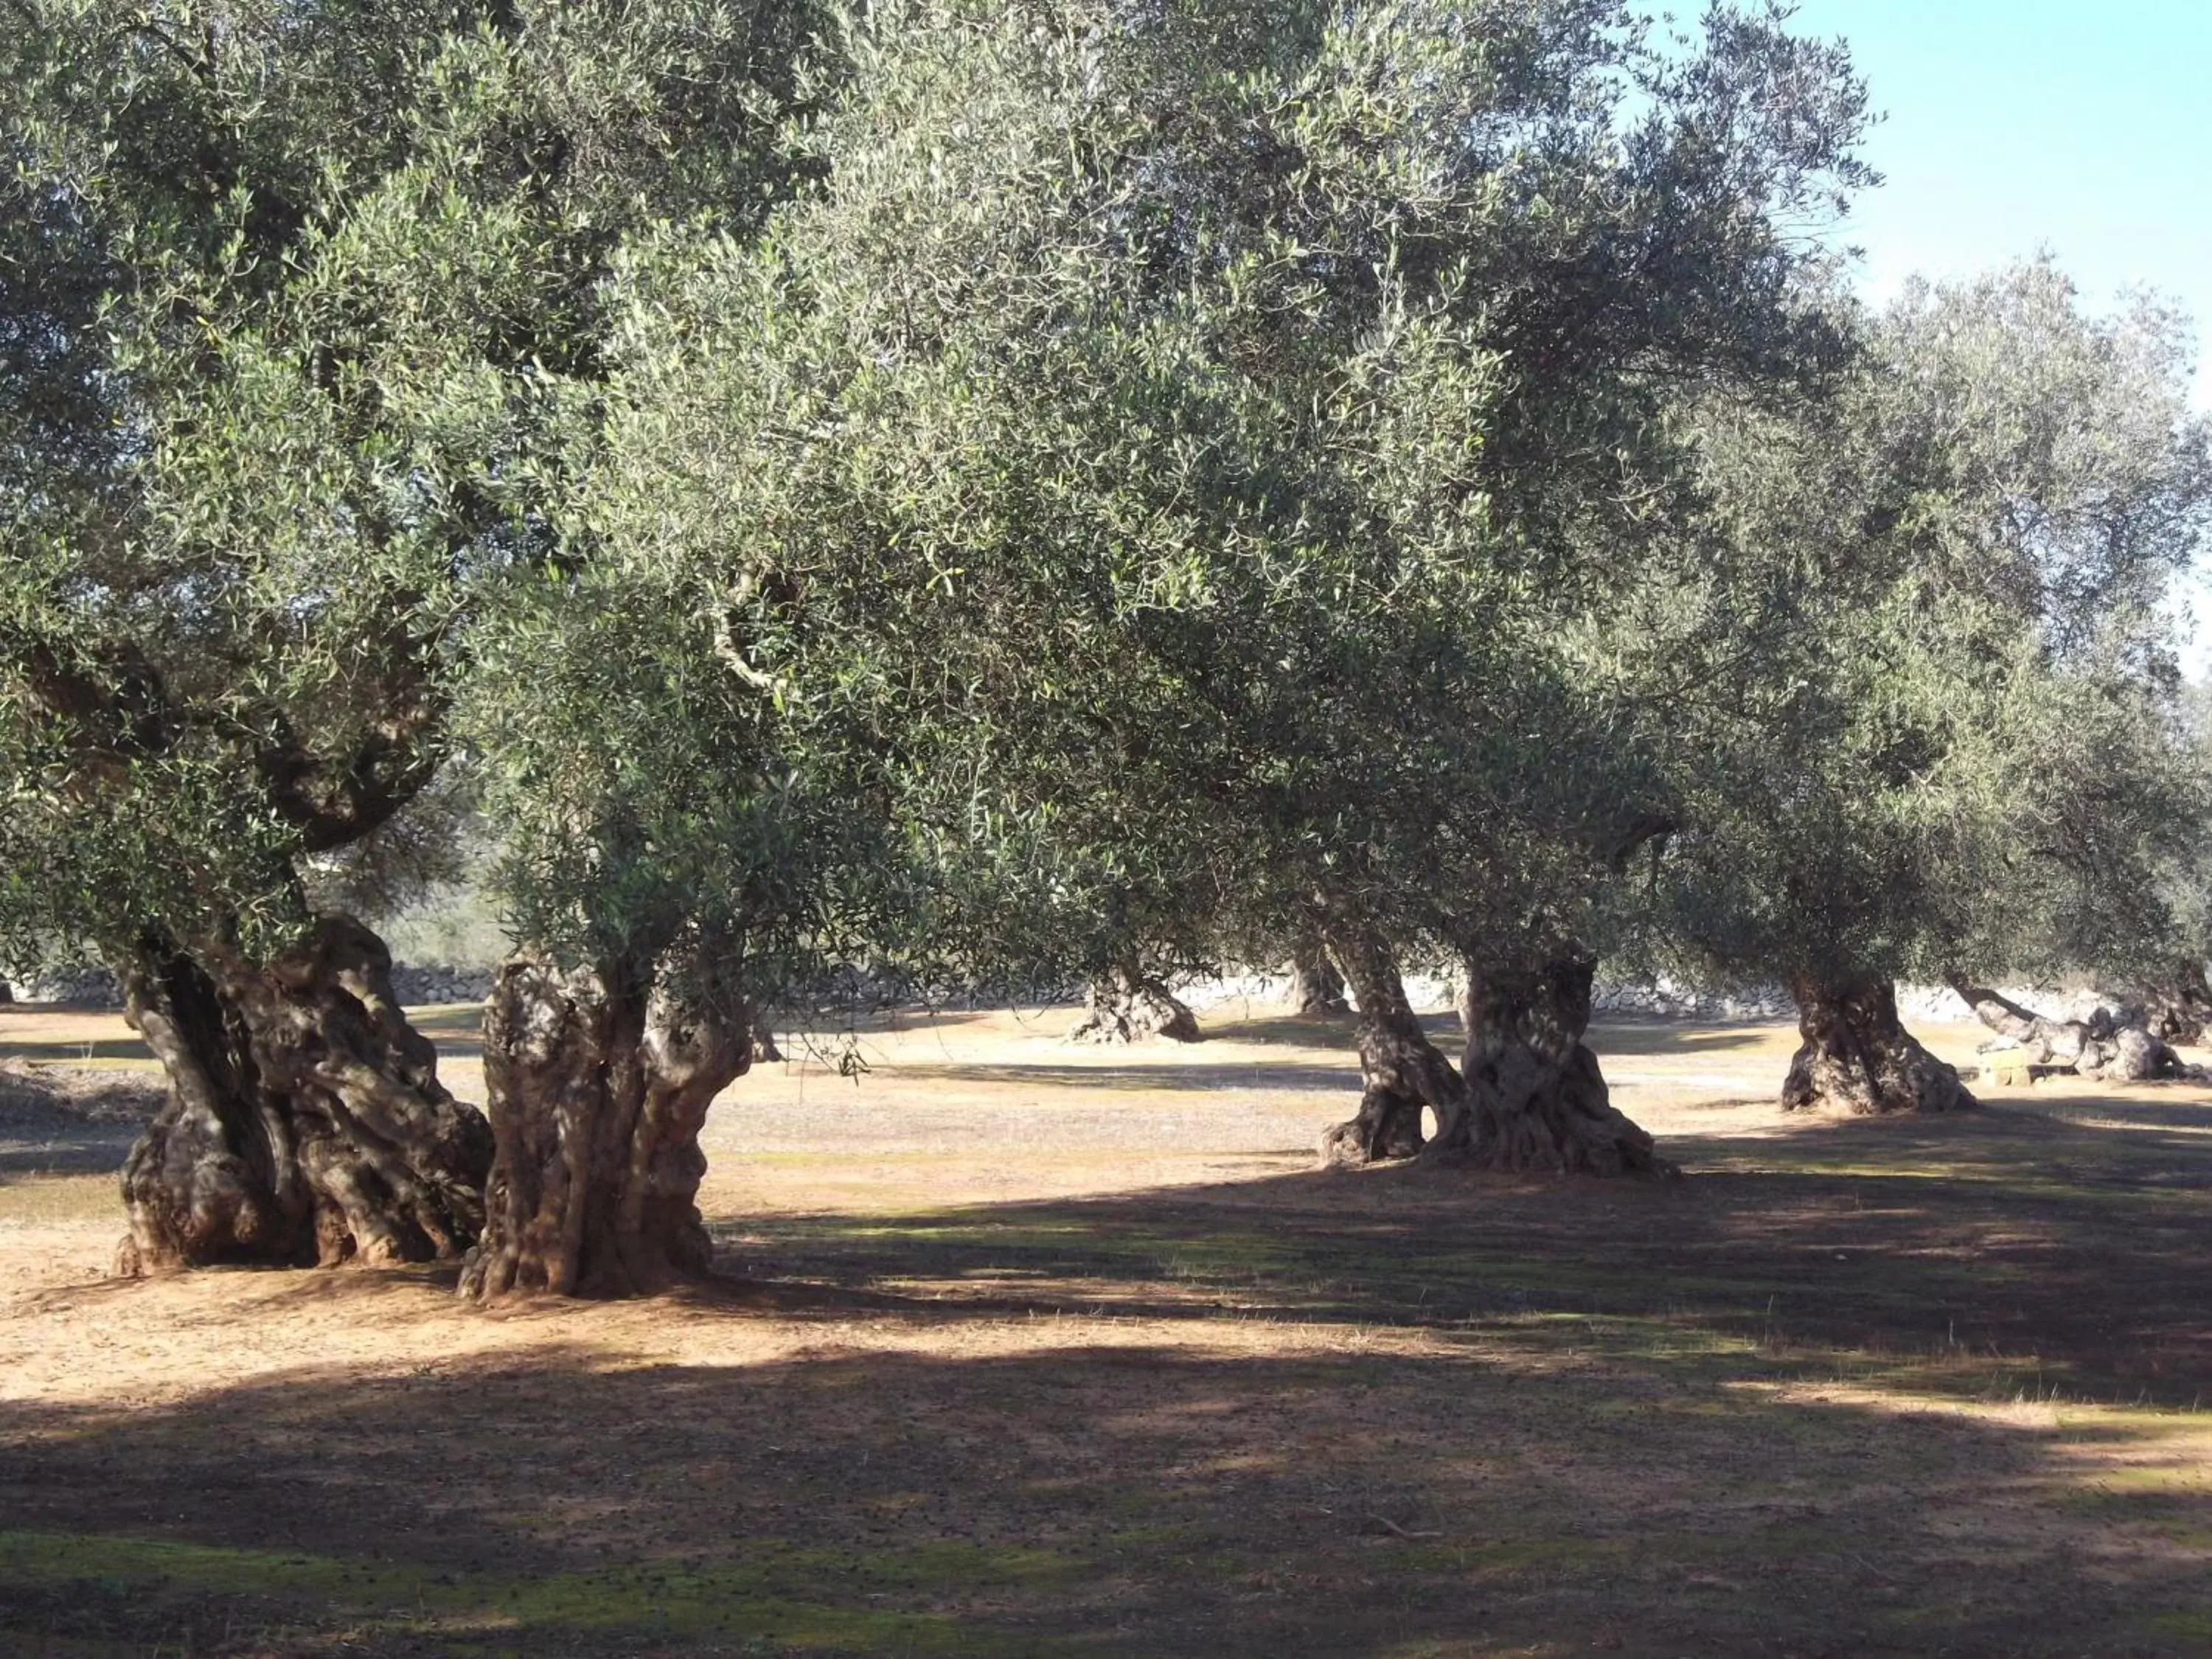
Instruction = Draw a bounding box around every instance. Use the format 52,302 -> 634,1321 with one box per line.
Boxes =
406,1003 -> 1049,1064
0,1067 -> 161,1179
0,1034 -> 155,1065
1200,1012 -> 1361,1046
1587,1018 -> 1776,1055
8,1064 -> 2212,1654
723,1094 -> 2212,1407
2,1317 -> 2206,1658
0,1119 -> 141,1179
1202,1008 -> 1779,1058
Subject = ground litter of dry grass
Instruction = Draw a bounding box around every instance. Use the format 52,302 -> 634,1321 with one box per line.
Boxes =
3,995 -> 2211,1657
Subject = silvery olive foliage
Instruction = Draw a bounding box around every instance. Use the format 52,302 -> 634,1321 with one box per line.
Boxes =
0,0 -> 838,977
563,0 -> 1876,1002
1640,260 -> 2212,992
8,0 -> 2200,1037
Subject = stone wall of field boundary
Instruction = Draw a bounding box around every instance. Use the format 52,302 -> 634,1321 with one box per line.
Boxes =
2,961 -> 497,1009
0,959 -> 2098,1027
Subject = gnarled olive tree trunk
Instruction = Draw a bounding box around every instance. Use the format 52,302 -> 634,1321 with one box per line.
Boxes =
1947,977 -> 2193,1082
1319,931 -> 1461,1166
460,947 -> 749,1302
115,917 -> 492,1276
1781,975 -> 1972,1113
1287,942 -> 1349,1017
2135,959 -> 2212,1046
1319,929 -> 1670,1176
1066,961 -> 1200,1043
1453,952 -> 1672,1175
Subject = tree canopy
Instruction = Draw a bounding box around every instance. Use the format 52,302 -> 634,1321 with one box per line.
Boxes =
546,0 -> 1879,1180
4,0 -> 2206,1295
0,0 -> 841,1274
1633,260 -> 2212,1110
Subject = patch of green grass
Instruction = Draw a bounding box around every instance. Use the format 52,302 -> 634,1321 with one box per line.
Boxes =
2079,1464 -> 2208,1492
1103,1521 -> 1203,1547
2149,1608 -> 2212,1646
2054,1404 -> 2212,1432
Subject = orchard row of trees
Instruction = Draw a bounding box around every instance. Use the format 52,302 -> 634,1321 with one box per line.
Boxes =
4,0 -> 2208,1300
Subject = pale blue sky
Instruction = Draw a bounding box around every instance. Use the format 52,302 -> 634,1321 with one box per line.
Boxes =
1787,0 -> 2211,401
1784,0 -> 2211,664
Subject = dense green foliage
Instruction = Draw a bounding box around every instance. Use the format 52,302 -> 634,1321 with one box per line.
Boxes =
4,0 -> 2203,1045
0,0 -> 835,976
574,0 -> 1878,1008
1647,260 -> 2212,993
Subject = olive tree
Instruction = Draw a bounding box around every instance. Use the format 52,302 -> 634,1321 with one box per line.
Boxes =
595,0 -> 1874,1189
1649,262 -> 2212,1111
0,0 -> 832,1272
1,0 -> 511,1273
2140,678 -> 2212,1040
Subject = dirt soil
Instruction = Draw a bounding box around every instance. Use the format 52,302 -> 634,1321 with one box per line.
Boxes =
4,995 -> 2211,1658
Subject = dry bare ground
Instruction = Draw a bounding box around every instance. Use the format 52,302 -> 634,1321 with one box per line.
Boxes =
4,994 -> 2211,1657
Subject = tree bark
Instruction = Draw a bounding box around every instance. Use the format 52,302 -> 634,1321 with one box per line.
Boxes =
2128,960 -> 2212,1046
1287,943 -> 1350,1017
1782,976 -> 1974,1113
1318,928 -> 1671,1176
460,945 -> 749,1302
1453,952 -> 1673,1175
1319,931 -> 1459,1166
1066,962 -> 1200,1043
114,917 -> 492,1276
1947,976 -> 2194,1082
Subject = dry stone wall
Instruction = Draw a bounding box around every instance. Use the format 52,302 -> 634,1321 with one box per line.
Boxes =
7,960 -> 498,1009
0,954 -> 2101,1024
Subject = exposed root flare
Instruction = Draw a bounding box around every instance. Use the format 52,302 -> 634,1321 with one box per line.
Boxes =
1319,928 -> 1672,1178
1947,977 -> 2206,1084
1067,966 -> 1200,1044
